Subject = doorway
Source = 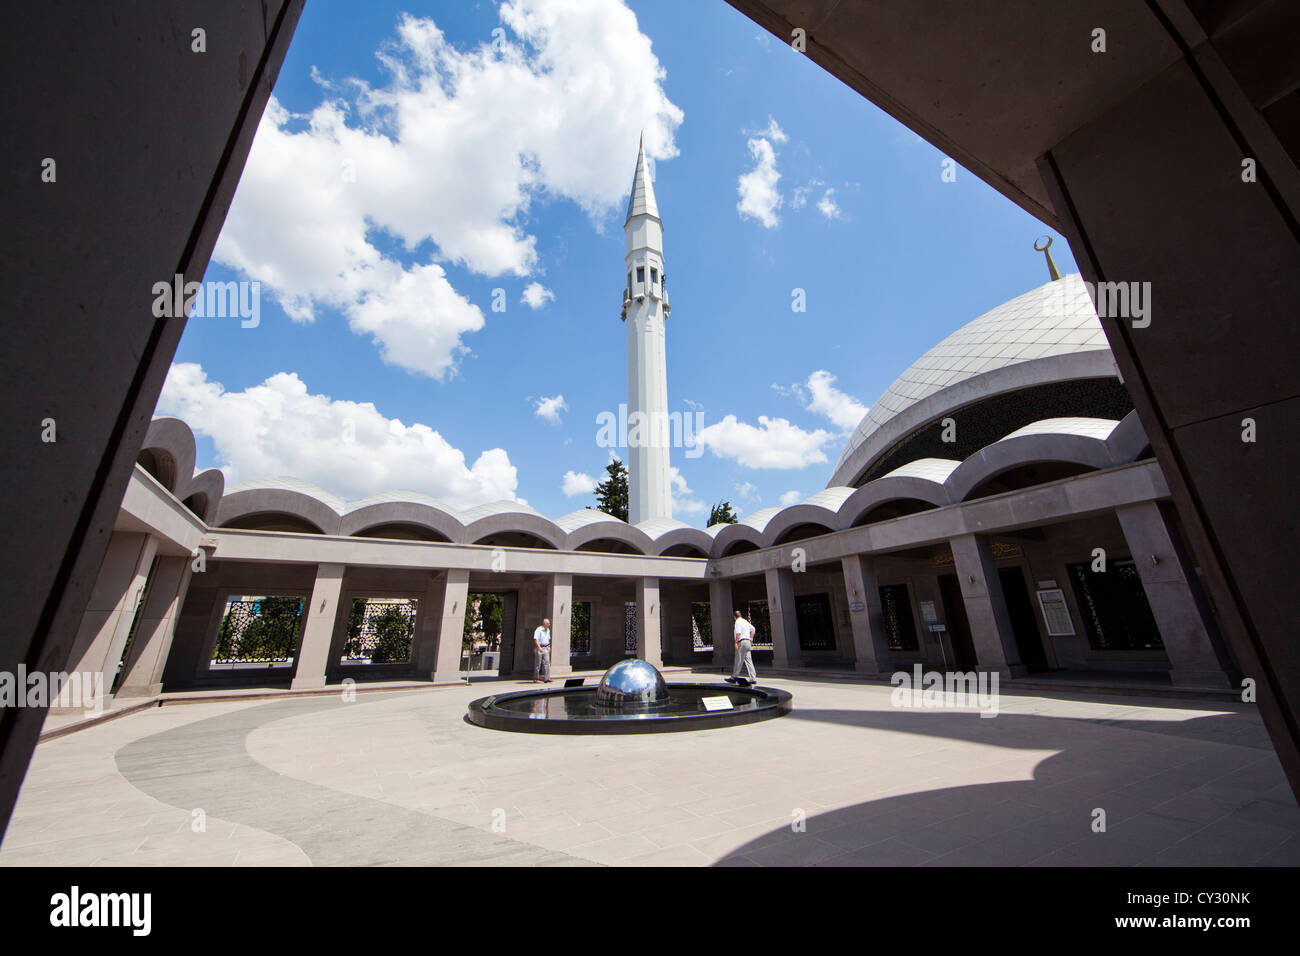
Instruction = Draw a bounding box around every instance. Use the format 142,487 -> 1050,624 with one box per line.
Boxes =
937,574 -> 978,669
998,566 -> 1049,672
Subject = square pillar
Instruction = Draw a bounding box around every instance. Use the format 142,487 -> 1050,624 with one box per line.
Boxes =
949,534 -> 1026,677
114,554 -> 192,698
841,554 -> 892,676
409,574 -> 445,678
291,563 -> 346,690
1115,501 -> 1231,689
709,577 -> 734,669
66,532 -> 158,703
432,568 -> 470,682
548,573 -> 573,677
764,567 -> 799,668
635,577 -> 662,666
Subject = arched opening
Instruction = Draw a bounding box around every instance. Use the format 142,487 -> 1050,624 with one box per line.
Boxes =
851,499 -> 938,527
721,539 -> 760,557
771,522 -> 834,546
136,448 -> 177,492
473,531 -> 557,550
353,522 -> 451,543
575,537 -> 642,555
182,492 -> 210,521
660,543 -> 708,558
223,512 -> 325,534
964,462 -> 1097,500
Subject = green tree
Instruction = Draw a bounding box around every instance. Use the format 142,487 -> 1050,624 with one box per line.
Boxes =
708,500 -> 739,526
594,458 -> 629,522
368,604 -> 415,663
463,593 -> 504,653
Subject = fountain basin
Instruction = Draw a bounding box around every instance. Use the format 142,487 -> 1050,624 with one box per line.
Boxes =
467,681 -> 791,735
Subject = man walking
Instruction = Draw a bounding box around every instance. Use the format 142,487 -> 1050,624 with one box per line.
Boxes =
533,617 -> 552,683
726,609 -> 757,685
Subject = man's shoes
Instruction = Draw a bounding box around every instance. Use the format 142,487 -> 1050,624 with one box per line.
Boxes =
724,677 -> 738,684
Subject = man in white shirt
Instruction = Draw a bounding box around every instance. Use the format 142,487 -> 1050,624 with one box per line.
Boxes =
533,618 -> 552,684
726,609 -> 758,685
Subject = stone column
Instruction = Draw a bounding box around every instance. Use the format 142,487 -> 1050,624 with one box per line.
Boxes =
764,566 -> 799,669
65,531 -> 158,702
114,554 -> 192,698
841,554 -> 893,676
709,577 -> 734,670
548,573 -> 573,677
409,574 -> 445,679
949,533 -> 1026,677
635,577 -> 662,666
291,564 -> 345,690
432,568 -> 470,682
1115,501 -> 1231,688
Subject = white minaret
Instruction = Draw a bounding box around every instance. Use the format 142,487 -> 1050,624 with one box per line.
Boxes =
621,135 -> 672,525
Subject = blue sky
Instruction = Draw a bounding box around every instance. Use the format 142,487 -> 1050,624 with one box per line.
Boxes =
159,0 -> 1077,524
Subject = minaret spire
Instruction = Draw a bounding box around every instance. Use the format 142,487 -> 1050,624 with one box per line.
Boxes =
625,134 -> 660,224
621,138 -> 672,525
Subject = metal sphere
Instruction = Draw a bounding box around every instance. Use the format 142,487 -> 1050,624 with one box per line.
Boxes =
594,659 -> 669,707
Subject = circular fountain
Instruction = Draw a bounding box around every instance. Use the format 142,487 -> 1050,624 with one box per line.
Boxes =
467,659 -> 791,735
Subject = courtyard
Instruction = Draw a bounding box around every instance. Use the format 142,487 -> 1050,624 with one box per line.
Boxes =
2,677 -> 1296,867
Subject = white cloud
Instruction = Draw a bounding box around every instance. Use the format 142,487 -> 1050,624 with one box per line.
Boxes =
561,470 -> 597,497
733,480 -> 759,501
779,489 -> 802,507
534,394 -> 568,424
816,188 -> 843,220
214,2 -> 683,378
803,370 -> 868,431
157,363 -> 518,508
736,117 -> 785,229
669,466 -> 707,515
521,281 -> 555,309
696,415 -> 833,469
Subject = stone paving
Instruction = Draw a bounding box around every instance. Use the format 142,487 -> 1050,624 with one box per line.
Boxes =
2,677 -> 1297,866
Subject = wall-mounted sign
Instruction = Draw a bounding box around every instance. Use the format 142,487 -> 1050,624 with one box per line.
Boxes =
1036,588 -> 1075,637
1037,579 -> 1057,589
919,600 -> 938,624
849,601 -> 865,612
928,624 -> 947,633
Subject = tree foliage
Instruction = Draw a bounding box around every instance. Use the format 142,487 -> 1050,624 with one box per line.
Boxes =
707,500 -> 739,526
213,596 -> 303,662
463,592 -> 504,651
594,458 -> 629,522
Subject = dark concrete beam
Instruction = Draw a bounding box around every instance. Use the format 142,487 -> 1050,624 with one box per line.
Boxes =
0,0 -> 305,839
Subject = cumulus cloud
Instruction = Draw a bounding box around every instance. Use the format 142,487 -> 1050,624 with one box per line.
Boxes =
157,363 -> 518,508
534,394 -> 568,424
214,2 -> 683,378
733,480 -> 759,501
736,117 -> 786,229
779,489 -> 802,507
521,282 -> 555,309
561,470 -> 597,497
816,188 -> 843,220
803,370 -> 868,431
696,415 -> 833,469
669,466 -> 708,515
773,370 -> 868,432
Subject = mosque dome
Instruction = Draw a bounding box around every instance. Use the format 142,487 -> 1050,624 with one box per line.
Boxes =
829,273 -> 1130,488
